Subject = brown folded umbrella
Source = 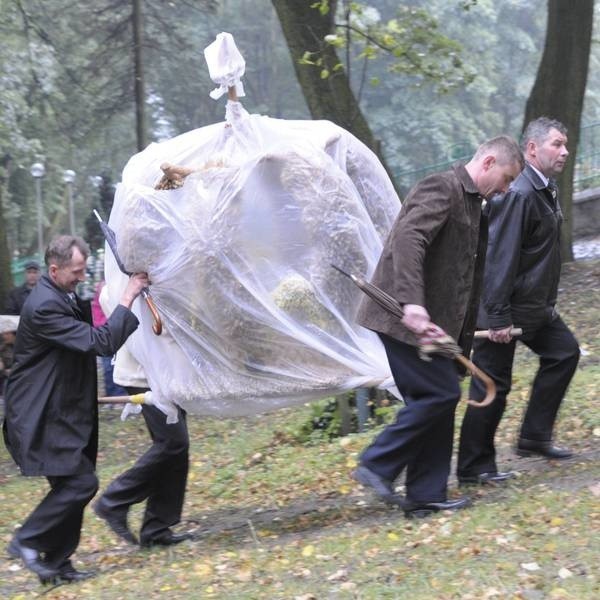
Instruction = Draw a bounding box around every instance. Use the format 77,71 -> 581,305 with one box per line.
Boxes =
332,264 -> 496,407
93,210 -> 162,335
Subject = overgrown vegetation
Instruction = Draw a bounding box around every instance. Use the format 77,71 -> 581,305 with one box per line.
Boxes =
1,259 -> 598,598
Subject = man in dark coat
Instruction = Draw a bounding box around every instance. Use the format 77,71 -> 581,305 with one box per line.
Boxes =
5,260 -> 42,315
353,135 -> 523,518
2,235 -> 149,584
93,308 -> 191,548
457,118 -> 580,485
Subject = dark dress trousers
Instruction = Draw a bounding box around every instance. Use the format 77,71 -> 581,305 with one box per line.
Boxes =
2,274 -> 139,568
357,164 -> 487,502
97,386 -> 189,544
458,165 -> 580,478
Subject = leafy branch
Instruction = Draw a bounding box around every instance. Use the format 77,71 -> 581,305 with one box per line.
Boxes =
306,2 -> 475,98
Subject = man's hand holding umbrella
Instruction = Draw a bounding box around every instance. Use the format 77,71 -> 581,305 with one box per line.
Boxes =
331,264 -> 497,407
119,273 -> 151,310
402,304 -> 447,344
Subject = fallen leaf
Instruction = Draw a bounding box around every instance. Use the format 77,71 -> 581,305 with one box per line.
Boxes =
194,563 -> 214,579
588,482 -> 600,497
557,567 -> 573,579
234,564 -> 253,582
327,568 -> 348,581
301,544 -> 315,557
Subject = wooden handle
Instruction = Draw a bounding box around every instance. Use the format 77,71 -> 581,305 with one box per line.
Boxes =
98,393 -> 146,404
454,354 -> 496,407
141,289 -> 162,335
474,327 -> 522,338
227,85 -> 238,101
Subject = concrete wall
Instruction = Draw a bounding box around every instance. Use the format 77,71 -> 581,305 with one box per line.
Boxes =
573,188 -> 600,238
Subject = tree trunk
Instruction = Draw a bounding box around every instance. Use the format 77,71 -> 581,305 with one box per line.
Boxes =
0,158 -> 14,308
523,0 -> 594,262
132,0 -> 147,151
271,0 -> 396,183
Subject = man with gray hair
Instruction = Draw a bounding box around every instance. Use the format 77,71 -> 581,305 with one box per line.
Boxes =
3,235 -> 149,585
353,135 -> 523,517
457,117 -> 580,487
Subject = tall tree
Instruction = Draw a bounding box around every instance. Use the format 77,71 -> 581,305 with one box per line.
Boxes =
0,155 -> 13,305
84,174 -> 115,252
132,0 -> 147,151
523,0 -> 594,261
271,0 -> 474,183
271,0 -> 383,154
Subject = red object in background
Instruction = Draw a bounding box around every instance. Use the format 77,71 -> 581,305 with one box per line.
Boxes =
91,281 -> 108,327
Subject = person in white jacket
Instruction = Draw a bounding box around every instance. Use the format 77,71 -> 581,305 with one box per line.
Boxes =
93,286 -> 192,547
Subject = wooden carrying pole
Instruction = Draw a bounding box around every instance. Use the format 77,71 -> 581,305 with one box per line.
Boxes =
98,393 -> 147,405
474,328 -> 522,338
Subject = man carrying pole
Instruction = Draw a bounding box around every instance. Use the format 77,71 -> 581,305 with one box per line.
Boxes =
457,117 -> 580,485
352,136 -> 523,518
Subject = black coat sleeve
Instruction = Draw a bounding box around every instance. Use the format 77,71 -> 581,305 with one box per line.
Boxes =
30,300 -> 139,356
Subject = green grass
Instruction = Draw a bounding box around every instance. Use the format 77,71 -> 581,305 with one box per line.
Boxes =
1,259 -> 599,598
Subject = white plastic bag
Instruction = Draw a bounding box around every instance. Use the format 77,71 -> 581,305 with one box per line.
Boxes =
103,36 -> 400,418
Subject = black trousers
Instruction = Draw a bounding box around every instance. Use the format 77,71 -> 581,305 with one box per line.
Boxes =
457,315 -> 579,477
17,462 -> 98,570
97,387 -> 189,544
360,334 -> 461,503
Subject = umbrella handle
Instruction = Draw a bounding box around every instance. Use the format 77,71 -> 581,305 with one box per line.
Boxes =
141,289 -> 162,335
454,354 -> 496,407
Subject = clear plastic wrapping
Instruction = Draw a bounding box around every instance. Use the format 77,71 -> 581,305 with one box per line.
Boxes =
104,37 -> 400,417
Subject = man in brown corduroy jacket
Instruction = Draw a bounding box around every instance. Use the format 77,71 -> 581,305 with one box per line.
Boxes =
353,135 -> 523,519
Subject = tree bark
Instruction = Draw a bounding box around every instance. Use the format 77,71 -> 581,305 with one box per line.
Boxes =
0,157 -> 14,309
523,0 -> 594,262
271,0 -> 395,182
132,0 -> 147,151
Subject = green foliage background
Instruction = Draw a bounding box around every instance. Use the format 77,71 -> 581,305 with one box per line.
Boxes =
1,0 -> 599,253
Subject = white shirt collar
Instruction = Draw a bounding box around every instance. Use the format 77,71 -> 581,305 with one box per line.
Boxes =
528,163 -> 549,187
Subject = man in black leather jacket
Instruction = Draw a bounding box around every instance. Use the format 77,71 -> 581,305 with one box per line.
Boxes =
457,117 -> 580,486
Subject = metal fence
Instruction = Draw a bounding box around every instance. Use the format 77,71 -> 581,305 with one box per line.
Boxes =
395,121 -> 600,194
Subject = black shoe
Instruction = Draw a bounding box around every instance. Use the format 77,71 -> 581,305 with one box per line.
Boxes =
93,501 -> 138,545
401,496 -> 472,519
140,530 -> 194,548
516,438 -> 573,460
58,565 -> 96,582
6,537 -> 60,583
458,471 -> 516,486
352,465 -> 397,504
